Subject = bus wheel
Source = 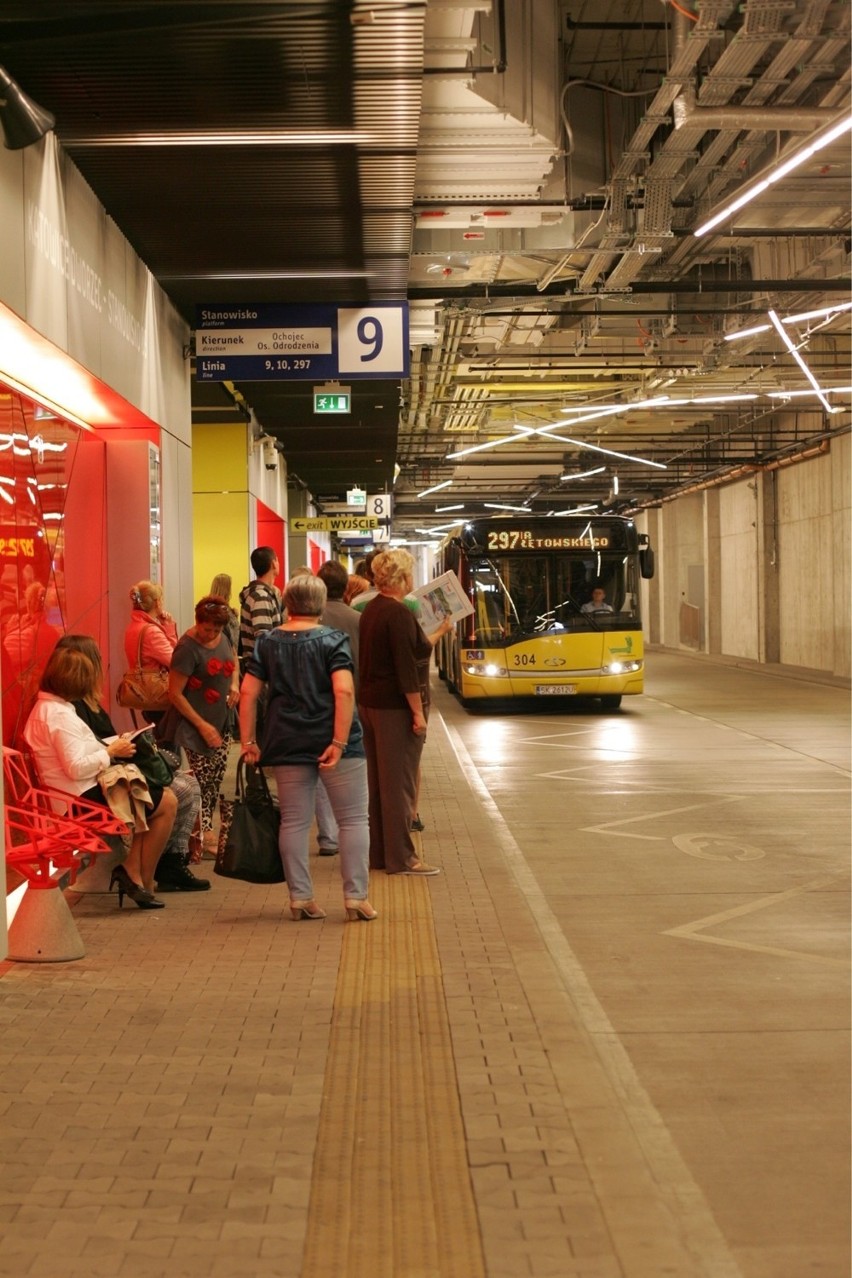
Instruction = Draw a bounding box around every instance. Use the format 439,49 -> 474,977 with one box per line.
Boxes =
599,695 -> 622,711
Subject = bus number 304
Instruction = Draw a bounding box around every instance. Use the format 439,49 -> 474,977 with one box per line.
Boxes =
513,653 -> 536,666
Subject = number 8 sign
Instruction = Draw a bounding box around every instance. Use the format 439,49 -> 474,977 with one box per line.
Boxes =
337,305 -> 408,377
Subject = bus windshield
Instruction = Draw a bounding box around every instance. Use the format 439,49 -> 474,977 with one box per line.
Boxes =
469,553 -> 641,643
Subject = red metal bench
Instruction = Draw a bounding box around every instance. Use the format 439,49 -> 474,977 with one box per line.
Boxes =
3,747 -> 129,961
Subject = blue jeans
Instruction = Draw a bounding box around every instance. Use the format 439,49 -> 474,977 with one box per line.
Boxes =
272,758 -> 369,901
314,777 -> 339,851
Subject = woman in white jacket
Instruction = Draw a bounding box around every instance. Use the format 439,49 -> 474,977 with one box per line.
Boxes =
24,646 -> 177,909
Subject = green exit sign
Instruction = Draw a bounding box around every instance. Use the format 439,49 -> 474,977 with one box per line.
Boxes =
314,392 -> 351,414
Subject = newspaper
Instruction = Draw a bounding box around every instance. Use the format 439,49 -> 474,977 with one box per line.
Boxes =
411,569 -> 473,634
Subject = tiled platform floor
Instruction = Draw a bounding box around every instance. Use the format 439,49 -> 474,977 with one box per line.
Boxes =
0,652 -> 849,1277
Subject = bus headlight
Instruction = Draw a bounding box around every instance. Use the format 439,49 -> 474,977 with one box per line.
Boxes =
606,659 -> 642,675
465,662 -> 508,678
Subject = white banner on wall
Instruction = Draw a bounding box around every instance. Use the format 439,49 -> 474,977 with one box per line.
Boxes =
0,133 -> 190,439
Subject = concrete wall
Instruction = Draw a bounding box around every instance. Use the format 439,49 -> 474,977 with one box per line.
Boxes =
641,437 -> 850,680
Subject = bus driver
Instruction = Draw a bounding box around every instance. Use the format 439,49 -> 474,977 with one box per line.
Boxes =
582,587 -> 613,614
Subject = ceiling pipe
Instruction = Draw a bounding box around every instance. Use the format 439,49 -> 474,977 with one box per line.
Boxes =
408,277 -> 852,300
673,86 -> 841,134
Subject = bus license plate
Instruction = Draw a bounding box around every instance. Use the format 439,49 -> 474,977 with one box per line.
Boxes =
535,684 -> 577,696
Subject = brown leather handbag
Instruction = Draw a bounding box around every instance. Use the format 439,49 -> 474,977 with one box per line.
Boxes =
116,625 -> 171,711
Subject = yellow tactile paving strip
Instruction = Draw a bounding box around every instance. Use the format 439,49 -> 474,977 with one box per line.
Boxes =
302,874 -> 486,1278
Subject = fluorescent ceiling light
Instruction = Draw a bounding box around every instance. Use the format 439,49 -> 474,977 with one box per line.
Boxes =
521,426 -> 668,470
417,479 -> 453,498
448,392 -> 754,464
62,130 -> 374,147
483,503 -> 532,512
547,504 -> 599,515
725,301 -> 852,342
435,504 -> 464,512
446,436 -> 521,460
767,309 -> 837,414
694,112 -> 852,237
724,324 -> 771,342
784,301 -> 852,324
560,466 -> 606,481
766,386 -> 852,398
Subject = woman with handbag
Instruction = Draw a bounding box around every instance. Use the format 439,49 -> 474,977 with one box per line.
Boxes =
161,596 -> 240,855
123,580 -> 178,724
55,635 -> 208,894
239,573 -> 375,922
23,646 -> 178,909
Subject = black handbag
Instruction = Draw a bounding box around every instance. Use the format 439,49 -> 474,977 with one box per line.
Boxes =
132,729 -> 177,788
214,759 -> 284,884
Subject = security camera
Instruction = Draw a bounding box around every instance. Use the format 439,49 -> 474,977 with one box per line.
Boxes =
263,438 -> 277,470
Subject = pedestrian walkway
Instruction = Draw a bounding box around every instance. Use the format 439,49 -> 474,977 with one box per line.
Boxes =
0,654 -> 849,1277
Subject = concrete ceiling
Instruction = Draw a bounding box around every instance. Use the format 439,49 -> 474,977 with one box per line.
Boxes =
1,0 -> 849,536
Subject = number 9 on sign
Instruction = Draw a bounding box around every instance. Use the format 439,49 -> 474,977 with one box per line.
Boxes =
337,305 -> 408,376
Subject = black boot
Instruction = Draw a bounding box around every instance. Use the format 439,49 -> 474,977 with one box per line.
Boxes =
155,851 -> 211,892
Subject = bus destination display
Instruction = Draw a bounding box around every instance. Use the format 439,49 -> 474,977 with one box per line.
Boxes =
484,528 -> 610,551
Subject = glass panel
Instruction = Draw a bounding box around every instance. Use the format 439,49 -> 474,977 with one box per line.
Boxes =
0,387 -> 92,745
469,552 -> 641,644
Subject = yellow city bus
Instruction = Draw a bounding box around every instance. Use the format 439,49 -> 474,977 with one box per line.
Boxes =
434,515 -> 654,709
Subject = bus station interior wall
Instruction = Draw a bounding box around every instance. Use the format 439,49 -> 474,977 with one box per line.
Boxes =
0,135 -> 190,442
191,421 -> 289,604
641,440 -> 850,680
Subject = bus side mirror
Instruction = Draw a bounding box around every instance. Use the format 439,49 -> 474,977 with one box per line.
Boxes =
640,547 -> 655,579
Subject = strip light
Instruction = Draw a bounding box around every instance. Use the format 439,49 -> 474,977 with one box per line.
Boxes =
446,394 -> 756,465
483,502 -> 532,512
725,301 -> 852,342
546,504 -> 599,515
417,479 -> 453,498
767,386 -> 852,399
694,112 -> 852,237
435,504 -> 464,512
767,310 -> 836,414
518,426 -> 668,470
560,466 -> 606,481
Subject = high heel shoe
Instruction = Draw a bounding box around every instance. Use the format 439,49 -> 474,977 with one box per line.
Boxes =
110,865 -> 166,910
345,899 -> 377,922
289,899 -> 326,921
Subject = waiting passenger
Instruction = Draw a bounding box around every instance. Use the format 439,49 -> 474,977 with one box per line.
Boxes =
56,634 -> 207,894
582,587 -> 613,614
358,548 -> 438,876
23,646 -> 177,909
124,579 -> 178,725
160,596 -> 240,857
239,572 -> 374,922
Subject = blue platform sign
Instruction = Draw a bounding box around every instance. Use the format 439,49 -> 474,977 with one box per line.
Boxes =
195,302 -> 409,381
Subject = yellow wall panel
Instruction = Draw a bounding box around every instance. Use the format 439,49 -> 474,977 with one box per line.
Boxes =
192,422 -> 249,492
192,491 -> 250,605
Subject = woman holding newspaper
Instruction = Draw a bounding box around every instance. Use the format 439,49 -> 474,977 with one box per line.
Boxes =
358,549 -> 451,876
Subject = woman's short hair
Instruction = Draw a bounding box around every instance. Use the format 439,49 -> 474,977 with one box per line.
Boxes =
40,646 -> 98,701
344,575 -> 370,604
210,573 -> 232,602
194,595 -> 231,626
317,560 -> 348,600
283,574 -> 327,618
55,634 -> 104,684
129,580 -> 162,613
371,549 -> 414,594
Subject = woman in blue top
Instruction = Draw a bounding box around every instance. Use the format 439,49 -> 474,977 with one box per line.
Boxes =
238,573 -> 374,922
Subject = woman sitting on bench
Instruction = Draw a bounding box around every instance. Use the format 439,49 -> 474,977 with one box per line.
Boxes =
23,646 -> 177,910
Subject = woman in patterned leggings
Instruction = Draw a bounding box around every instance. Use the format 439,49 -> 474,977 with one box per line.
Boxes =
164,596 -> 240,853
